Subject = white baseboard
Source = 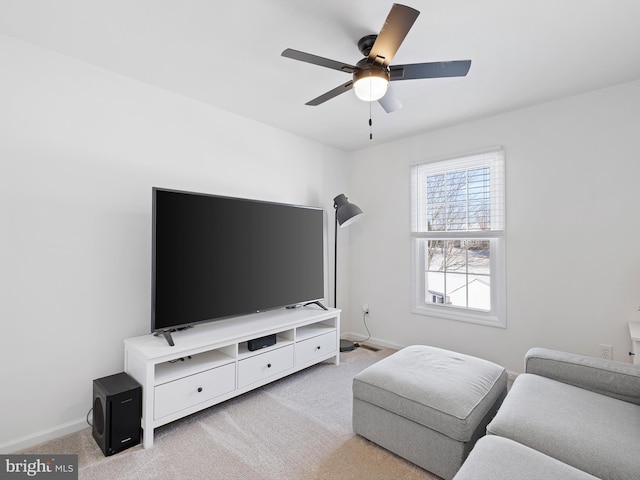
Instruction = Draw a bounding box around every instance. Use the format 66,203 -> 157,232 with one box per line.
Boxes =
0,418 -> 88,454
341,332 -> 404,351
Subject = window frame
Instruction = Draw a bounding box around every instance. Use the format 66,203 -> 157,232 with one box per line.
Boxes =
410,147 -> 506,328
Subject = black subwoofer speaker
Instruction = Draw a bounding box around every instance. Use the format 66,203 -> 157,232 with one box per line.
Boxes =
92,372 -> 142,456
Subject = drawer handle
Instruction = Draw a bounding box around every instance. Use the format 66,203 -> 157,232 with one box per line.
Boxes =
197,387 -> 203,393
267,363 -> 272,368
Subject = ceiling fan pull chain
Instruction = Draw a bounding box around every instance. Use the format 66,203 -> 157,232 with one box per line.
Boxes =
369,101 -> 373,140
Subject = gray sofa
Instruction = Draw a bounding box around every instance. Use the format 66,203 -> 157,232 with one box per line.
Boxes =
453,348 -> 640,480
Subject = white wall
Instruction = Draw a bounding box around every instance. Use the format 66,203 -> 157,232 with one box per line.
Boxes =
0,34 -> 349,451
3,28 -> 640,451
345,80 -> 640,372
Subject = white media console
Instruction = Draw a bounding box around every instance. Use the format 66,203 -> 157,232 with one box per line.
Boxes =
124,306 -> 340,448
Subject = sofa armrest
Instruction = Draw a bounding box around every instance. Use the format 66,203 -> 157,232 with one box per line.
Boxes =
525,347 -> 640,405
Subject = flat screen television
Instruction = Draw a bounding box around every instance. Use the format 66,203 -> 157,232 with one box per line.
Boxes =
151,187 -> 326,344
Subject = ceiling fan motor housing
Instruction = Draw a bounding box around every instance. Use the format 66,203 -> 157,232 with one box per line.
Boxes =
354,58 -> 390,84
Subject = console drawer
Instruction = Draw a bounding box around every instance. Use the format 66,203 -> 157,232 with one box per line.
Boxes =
295,331 -> 337,366
238,345 -> 294,388
154,362 -> 235,420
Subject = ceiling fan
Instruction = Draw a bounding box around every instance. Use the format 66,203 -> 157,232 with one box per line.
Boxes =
281,3 -> 471,113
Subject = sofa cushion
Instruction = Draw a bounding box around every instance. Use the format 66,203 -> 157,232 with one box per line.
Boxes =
487,373 -> 640,480
353,345 -> 507,441
453,435 -> 599,480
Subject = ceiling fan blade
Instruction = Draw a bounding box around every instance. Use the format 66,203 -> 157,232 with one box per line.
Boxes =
305,80 -> 354,106
282,48 -> 357,73
390,60 -> 472,81
368,4 -> 420,67
378,85 -> 403,113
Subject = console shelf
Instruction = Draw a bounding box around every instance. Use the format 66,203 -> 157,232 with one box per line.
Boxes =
237,334 -> 293,359
124,306 -> 340,448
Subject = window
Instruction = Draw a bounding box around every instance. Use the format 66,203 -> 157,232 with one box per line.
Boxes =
411,147 -> 505,327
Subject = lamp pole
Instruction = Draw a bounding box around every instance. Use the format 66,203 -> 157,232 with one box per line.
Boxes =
332,194 -> 363,352
334,209 -> 338,309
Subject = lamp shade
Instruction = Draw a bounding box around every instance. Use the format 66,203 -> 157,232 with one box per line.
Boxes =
334,194 -> 363,227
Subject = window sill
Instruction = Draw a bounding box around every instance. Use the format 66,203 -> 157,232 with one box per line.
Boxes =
412,303 -> 506,328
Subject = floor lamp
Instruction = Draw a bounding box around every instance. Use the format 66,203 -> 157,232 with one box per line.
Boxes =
333,194 -> 363,352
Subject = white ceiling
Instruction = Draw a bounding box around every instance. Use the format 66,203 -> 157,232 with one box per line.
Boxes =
2,0 -> 640,152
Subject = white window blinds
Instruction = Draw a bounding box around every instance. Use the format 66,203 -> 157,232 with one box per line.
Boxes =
411,147 -> 505,236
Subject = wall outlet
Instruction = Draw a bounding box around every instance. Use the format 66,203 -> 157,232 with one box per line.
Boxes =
362,303 -> 370,314
598,344 -> 613,360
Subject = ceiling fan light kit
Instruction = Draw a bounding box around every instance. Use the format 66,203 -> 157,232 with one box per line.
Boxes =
353,60 -> 390,101
281,3 -> 471,114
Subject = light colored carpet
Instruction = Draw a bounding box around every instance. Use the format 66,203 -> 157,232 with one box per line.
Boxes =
20,345 -> 440,480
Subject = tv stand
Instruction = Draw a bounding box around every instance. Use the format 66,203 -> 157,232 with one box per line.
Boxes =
124,306 -> 340,448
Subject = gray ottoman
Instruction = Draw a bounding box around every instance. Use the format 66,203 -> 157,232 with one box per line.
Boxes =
352,345 -> 508,480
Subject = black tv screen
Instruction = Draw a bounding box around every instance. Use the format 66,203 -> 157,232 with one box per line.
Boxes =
152,188 -> 325,332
